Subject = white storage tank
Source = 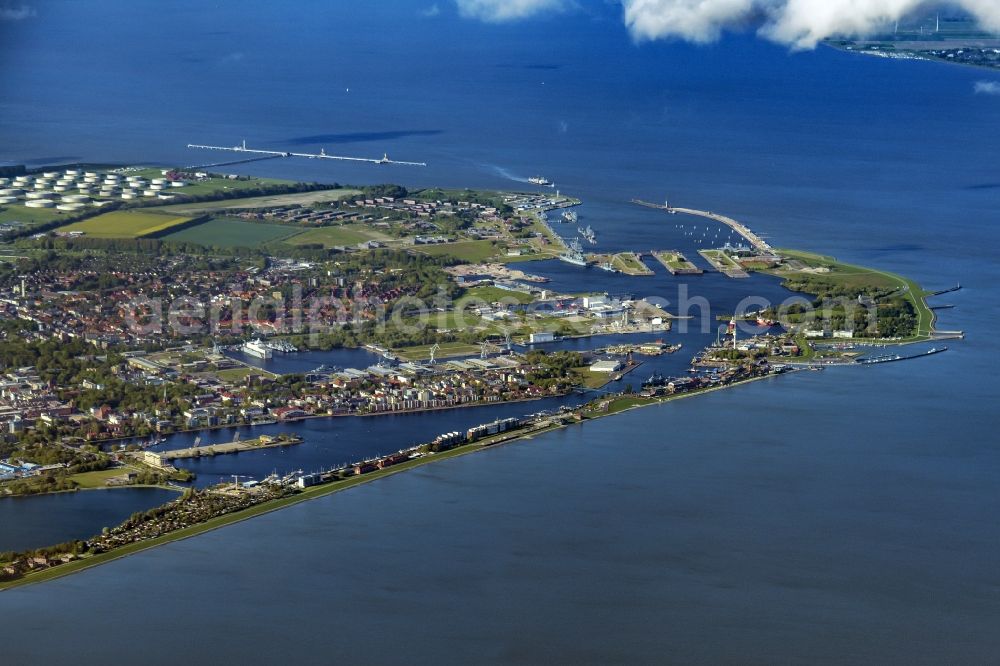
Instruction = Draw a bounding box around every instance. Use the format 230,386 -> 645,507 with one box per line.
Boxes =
57,203 -> 85,212
157,193 -> 175,200
121,192 -> 136,200
26,191 -> 53,200
150,183 -> 165,191
62,194 -> 90,203
64,169 -> 82,176
53,185 -> 69,192
25,199 -> 55,208
42,171 -> 59,178
142,189 -> 158,197
0,196 -> 17,204
151,178 -> 167,186
0,178 -> 9,187
83,171 -> 98,178
0,188 -> 23,196
170,180 -> 186,187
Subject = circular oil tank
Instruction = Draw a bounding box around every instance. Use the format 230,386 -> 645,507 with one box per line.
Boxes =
25,199 -> 55,208
57,203 -> 85,212
64,169 -> 81,176
142,189 -> 158,197
0,196 -> 17,204
25,191 -> 52,200
83,171 -> 98,178
0,188 -> 23,196
62,194 -> 90,203
42,171 -> 59,178
121,192 -> 136,200
170,180 -> 186,187
53,185 -> 69,192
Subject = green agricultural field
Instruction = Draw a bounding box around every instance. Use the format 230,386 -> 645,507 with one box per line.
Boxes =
156,187 -> 361,214
459,285 -> 534,305
59,210 -> 194,238
161,218 -> 302,248
417,240 -> 499,263
213,366 -> 273,382
571,367 -> 613,389
286,224 -> 391,248
68,467 -> 140,489
0,203 -> 69,227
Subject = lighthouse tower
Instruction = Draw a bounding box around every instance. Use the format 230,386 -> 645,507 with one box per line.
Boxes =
728,318 -> 738,350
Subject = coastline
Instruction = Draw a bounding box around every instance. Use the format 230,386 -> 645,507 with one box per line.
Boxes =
0,371 -> 786,592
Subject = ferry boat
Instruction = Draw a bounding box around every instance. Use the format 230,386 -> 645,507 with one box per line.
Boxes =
528,176 -> 552,186
242,338 -> 273,359
558,239 -> 588,267
561,210 -> 578,223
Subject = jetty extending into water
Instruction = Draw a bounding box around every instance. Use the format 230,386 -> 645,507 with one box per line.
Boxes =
157,434 -> 303,461
650,250 -> 703,275
632,199 -> 773,254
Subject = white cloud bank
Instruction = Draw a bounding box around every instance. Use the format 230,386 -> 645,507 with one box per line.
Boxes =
974,80 -> 1000,95
627,0 -> 1000,48
455,0 -> 1000,49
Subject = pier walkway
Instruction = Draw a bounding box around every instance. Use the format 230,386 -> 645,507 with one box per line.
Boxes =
159,435 -> 303,461
632,200 -> 773,254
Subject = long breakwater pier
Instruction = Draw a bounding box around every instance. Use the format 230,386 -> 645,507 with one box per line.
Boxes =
156,434 -> 304,462
187,140 -> 427,167
632,199 -> 773,254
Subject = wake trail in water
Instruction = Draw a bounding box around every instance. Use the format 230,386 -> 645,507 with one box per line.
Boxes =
479,162 -> 530,183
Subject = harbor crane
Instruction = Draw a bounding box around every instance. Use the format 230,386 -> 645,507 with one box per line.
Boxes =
186,140 -> 427,166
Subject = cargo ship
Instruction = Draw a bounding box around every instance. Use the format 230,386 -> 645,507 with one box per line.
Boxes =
528,176 -> 552,186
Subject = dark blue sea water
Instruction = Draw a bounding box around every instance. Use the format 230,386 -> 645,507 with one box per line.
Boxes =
1,1 -> 999,662
0,487 -> 179,552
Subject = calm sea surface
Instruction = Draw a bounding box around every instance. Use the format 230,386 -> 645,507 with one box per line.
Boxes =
1,1 -> 999,662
